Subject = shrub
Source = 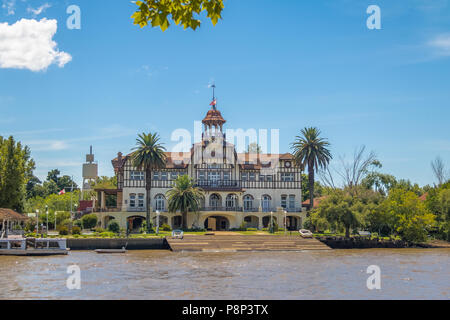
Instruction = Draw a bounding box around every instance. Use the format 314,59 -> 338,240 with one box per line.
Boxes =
72,226 -> 81,235
81,214 -> 98,229
161,224 -> 172,231
99,232 -> 115,238
74,220 -> 83,228
94,227 -> 106,233
108,221 -> 120,233
58,226 -> 69,236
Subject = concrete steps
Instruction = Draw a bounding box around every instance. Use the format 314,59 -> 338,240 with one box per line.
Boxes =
166,235 -> 331,252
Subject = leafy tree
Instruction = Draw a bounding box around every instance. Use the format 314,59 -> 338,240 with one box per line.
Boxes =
81,213 -> 98,229
166,175 -> 203,229
314,191 -> 362,238
132,132 -> 167,233
0,136 -> 35,212
301,174 -> 325,202
132,0 -> 225,31
292,127 -> 332,209
384,188 -> 435,243
362,172 -> 397,196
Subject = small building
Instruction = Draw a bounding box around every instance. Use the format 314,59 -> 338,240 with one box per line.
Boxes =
0,208 -> 28,237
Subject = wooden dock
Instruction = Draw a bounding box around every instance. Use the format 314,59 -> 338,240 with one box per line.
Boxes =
166,235 -> 331,252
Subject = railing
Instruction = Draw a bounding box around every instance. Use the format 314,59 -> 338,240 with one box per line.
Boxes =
202,207 -> 243,212
195,180 -> 242,190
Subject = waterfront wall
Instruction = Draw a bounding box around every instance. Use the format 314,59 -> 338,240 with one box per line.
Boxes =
67,238 -> 169,250
318,237 -> 423,249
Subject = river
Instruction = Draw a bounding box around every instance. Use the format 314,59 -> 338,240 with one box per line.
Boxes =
0,249 -> 448,300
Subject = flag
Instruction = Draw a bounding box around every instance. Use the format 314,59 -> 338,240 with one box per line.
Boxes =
210,99 -> 217,107
59,189 -> 66,195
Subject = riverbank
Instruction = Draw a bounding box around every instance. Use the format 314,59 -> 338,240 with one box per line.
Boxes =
318,237 -> 450,249
67,238 -> 168,250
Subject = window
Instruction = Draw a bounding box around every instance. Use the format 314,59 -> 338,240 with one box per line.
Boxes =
223,171 -> 231,181
243,195 -> 254,211
281,173 -> 294,182
249,173 -> 256,182
153,172 -> 160,181
262,195 -> 271,212
130,194 -> 136,208
226,194 -> 237,209
155,194 -> 165,211
198,171 -> 206,180
171,172 -> 178,180
210,194 -> 221,208
266,175 -> 273,182
208,171 -> 220,182
138,194 -> 144,208
289,195 -> 295,209
242,172 -> 248,181
281,195 -> 287,209
130,171 -> 144,181
260,175 -> 273,182
161,172 -> 168,181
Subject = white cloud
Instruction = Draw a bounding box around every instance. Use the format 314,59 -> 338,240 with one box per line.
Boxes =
27,3 -> 51,16
1,0 -> 16,15
428,33 -> 450,56
0,18 -> 72,72
27,140 -> 69,151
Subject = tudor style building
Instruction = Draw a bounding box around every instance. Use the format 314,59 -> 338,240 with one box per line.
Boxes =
94,100 -> 305,232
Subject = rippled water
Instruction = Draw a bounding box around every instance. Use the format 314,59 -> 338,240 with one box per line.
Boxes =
0,249 -> 449,300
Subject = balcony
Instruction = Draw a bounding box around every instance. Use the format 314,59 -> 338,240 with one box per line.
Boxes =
202,206 -> 243,212
195,180 -> 243,191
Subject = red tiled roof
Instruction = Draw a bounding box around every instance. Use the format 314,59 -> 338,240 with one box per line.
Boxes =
0,208 -> 29,221
302,196 -> 328,208
202,109 -> 226,125
419,192 -> 428,202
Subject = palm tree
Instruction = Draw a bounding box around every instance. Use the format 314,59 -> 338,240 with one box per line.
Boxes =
166,175 -> 203,230
292,127 -> 332,210
131,133 -> 166,233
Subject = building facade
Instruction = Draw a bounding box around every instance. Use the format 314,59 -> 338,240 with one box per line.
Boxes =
95,101 -> 305,232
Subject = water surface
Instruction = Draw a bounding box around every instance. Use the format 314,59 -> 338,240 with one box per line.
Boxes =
0,249 -> 448,300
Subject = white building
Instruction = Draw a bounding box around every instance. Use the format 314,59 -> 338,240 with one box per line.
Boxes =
95,100 -> 305,232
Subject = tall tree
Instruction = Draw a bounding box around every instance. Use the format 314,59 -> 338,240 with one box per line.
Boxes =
0,136 -> 35,212
292,127 -> 332,209
132,133 -> 166,233
132,0 -> 225,31
166,175 -> 203,230
431,156 -> 447,187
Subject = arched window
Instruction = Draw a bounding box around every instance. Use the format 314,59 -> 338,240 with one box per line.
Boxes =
262,195 -> 271,212
209,194 -> 221,209
155,194 -> 165,211
226,194 -> 237,209
243,195 -> 254,211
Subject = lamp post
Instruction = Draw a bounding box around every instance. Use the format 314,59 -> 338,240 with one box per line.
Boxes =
54,211 -> 57,232
45,205 -> 49,236
35,209 -> 39,237
284,210 -> 287,236
156,210 -> 160,234
270,211 -> 273,234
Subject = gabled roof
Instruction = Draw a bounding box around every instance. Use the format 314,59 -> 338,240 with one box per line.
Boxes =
0,208 -> 29,221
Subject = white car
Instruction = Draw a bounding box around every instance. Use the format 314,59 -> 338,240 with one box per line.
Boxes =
299,229 -> 313,238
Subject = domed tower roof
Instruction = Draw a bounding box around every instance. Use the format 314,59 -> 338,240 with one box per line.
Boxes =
202,108 -> 226,127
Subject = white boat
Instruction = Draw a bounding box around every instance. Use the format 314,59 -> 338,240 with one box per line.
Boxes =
171,230 -> 184,239
0,238 -> 69,256
299,229 -> 314,238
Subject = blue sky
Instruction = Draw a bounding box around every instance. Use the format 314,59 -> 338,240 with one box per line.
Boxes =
1,0 -> 449,187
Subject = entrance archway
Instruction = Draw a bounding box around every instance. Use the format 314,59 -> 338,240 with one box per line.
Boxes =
262,215 -> 277,228
286,216 -> 301,231
127,216 -> 145,234
204,216 -> 230,231
243,215 -> 259,229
